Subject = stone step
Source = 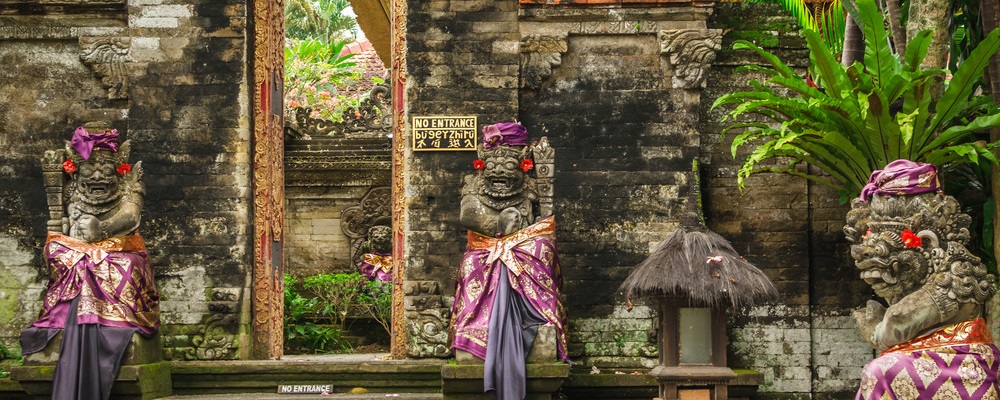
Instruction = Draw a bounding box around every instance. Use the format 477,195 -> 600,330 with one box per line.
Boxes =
168,357 -> 446,398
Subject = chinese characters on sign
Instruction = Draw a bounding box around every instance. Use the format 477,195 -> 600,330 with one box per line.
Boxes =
412,116 -> 478,151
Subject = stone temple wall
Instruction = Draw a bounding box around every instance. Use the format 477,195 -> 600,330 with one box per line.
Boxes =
0,0 -> 878,397
403,0 -> 875,398
0,0 -> 253,360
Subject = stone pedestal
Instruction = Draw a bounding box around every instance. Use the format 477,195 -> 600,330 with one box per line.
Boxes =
11,332 -> 172,400
441,363 -> 570,400
443,325 -> 568,399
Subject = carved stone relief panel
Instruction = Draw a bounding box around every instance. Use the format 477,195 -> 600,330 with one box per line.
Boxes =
403,280 -> 452,358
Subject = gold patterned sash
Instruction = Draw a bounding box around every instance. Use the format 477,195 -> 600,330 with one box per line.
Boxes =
467,216 -> 555,277
47,232 -> 147,266
362,253 -> 393,273
883,318 -> 993,355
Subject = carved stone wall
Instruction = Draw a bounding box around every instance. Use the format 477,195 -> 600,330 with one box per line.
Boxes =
519,5 -> 716,369
284,131 -> 391,277
402,1 -> 871,399
0,0 -> 254,360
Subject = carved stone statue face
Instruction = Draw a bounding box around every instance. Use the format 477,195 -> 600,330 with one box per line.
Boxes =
367,225 -> 392,252
480,153 -> 525,200
851,227 -> 929,304
74,152 -> 122,206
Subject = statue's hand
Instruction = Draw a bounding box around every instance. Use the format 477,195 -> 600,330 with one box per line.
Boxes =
853,300 -> 886,348
498,207 -> 522,236
75,215 -> 105,242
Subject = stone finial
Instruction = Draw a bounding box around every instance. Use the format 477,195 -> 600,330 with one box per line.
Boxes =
658,29 -> 723,89
79,37 -> 132,100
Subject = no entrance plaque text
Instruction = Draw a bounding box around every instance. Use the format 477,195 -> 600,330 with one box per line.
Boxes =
412,115 -> 478,151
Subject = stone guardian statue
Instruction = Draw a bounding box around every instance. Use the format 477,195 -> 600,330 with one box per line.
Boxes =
845,160 -> 999,399
451,122 -> 567,400
21,126 -> 161,400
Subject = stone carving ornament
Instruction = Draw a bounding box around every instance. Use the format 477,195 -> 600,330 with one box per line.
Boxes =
284,80 -> 392,139
658,29 -> 722,89
341,186 -> 393,281
404,280 -> 452,358
520,35 -> 567,90
845,160 -> 1000,398
79,37 -> 131,100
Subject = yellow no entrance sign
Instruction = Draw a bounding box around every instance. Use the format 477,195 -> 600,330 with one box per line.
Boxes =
412,115 -> 478,151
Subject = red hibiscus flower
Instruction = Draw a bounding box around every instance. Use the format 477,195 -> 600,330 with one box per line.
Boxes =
901,229 -> 922,248
473,159 -> 485,171
117,163 -> 132,175
520,159 -> 534,172
62,160 -> 76,173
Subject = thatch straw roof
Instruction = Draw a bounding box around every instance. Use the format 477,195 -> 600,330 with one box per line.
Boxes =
619,226 -> 778,309
619,160 -> 777,309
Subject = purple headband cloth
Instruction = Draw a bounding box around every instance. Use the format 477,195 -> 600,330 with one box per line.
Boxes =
859,159 -> 941,202
482,122 -> 529,149
71,126 -> 119,160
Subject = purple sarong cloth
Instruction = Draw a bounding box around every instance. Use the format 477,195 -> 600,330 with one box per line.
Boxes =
451,216 -> 568,361
358,252 -> 393,283
856,319 -> 1000,399
23,232 -> 160,400
860,159 -> 941,202
31,233 -> 160,336
40,296 -> 137,400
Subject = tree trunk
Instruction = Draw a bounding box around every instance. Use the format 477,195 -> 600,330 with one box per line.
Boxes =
842,16 -> 864,66
907,0 -> 950,70
983,0 -> 1000,282
885,0 -> 906,57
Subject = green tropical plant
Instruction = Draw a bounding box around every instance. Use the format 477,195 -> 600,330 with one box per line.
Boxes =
746,0 -> 846,54
712,0 -> 1000,202
285,0 -> 357,44
284,39 -> 359,122
283,273 -> 353,354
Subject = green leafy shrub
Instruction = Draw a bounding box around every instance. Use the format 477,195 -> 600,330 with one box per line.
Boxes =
284,272 -> 393,353
284,273 -> 347,354
302,272 -> 366,331
358,280 -> 392,338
